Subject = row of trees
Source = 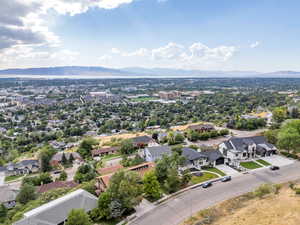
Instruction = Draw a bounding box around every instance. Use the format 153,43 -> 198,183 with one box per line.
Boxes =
186,129 -> 229,141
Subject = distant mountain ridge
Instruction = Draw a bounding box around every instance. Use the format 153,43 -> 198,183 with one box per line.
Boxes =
0,66 -> 126,76
0,66 -> 299,78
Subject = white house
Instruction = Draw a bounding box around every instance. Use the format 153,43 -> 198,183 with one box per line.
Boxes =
219,136 -> 277,167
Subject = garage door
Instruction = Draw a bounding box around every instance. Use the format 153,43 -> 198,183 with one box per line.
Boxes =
216,157 -> 225,165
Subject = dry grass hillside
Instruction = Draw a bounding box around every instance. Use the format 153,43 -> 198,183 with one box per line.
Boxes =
184,182 -> 300,225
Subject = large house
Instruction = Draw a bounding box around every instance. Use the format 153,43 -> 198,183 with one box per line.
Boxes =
180,147 -> 225,170
131,135 -> 157,148
14,189 -> 98,225
50,152 -> 82,167
143,146 -> 173,162
92,147 -> 119,158
0,159 -> 40,177
219,136 -> 277,167
96,162 -> 155,193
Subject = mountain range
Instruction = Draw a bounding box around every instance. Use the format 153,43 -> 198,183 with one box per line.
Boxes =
0,66 -> 300,78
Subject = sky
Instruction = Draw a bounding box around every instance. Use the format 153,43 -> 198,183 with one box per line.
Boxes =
1,0 -> 300,72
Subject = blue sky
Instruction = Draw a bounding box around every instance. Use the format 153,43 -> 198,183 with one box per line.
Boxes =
1,0 -> 300,72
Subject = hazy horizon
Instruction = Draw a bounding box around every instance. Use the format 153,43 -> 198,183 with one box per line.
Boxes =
1,0 -> 300,73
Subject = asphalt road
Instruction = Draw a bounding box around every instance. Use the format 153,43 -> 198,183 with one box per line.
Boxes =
130,161 -> 300,225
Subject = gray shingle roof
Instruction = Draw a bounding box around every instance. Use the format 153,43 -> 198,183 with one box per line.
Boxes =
13,189 -> 97,225
201,150 -> 224,162
181,147 -> 207,161
0,185 -> 19,203
227,136 -> 275,152
132,135 -> 154,144
146,146 -> 172,159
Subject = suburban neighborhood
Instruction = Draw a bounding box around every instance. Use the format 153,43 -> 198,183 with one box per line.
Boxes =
1,78 -> 300,225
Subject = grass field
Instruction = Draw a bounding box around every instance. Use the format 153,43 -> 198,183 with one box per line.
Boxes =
183,183 -> 300,225
5,174 -> 24,182
256,159 -> 271,166
240,161 -> 263,169
202,167 -> 226,176
190,172 -> 219,185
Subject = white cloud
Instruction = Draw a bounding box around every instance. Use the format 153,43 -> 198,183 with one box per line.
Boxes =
104,42 -> 238,69
99,55 -> 112,61
152,42 -> 185,60
0,0 -> 135,68
250,41 -> 260,48
111,47 -> 149,57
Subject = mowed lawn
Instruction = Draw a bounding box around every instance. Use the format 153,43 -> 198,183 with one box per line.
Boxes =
240,161 -> 263,169
203,167 -> 226,176
191,172 -> 219,185
256,159 -> 271,166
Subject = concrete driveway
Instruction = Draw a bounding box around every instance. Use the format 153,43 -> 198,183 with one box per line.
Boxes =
0,172 -> 4,186
262,155 -> 294,167
216,165 -> 240,177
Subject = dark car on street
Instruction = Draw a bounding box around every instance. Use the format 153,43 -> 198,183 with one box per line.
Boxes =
221,176 -> 231,182
270,165 -> 280,171
202,181 -> 212,188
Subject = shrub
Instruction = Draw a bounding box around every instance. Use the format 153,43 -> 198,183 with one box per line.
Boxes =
295,189 -> 300,195
253,184 -> 280,198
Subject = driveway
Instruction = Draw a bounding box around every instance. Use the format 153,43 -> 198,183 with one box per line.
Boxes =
216,165 -> 240,177
262,155 -> 294,167
129,161 -> 300,225
0,172 -> 4,186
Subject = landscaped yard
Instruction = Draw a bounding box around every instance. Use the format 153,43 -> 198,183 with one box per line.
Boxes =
240,161 -> 262,169
5,174 -> 24,182
190,172 -> 219,185
256,159 -> 271,166
101,153 -> 122,162
202,167 -> 226,176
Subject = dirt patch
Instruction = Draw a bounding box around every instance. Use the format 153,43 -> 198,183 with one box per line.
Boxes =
171,122 -> 205,131
96,132 -> 148,145
183,183 -> 300,225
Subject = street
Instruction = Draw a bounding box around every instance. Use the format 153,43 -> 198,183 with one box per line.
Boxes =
129,161 -> 300,225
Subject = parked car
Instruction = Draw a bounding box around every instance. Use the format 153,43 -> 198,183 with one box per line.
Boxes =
270,166 -> 280,171
202,181 -> 212,188
221,176 -> 231,182
53,170 -> 62,174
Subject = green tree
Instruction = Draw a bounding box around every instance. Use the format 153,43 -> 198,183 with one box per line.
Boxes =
143,171 -> 162,201
164,168 -> 181,194
65,209 -> 92,225
39,145 -> 56,172
219,129 -> 229,136
0,204 -> 7,223
119,139 -> 135,155
17,184 -> 36,204
263,129 -> 279,144
59,171 -> 67,181
74,164 -> 95,183
273,107 -> 287,123
77,137 -> 98,159
69,153 -> 74,164
277,120 -> 300,152
96,170 -> 143,220
61,152 -> 67,165
155,153 -> 184,184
